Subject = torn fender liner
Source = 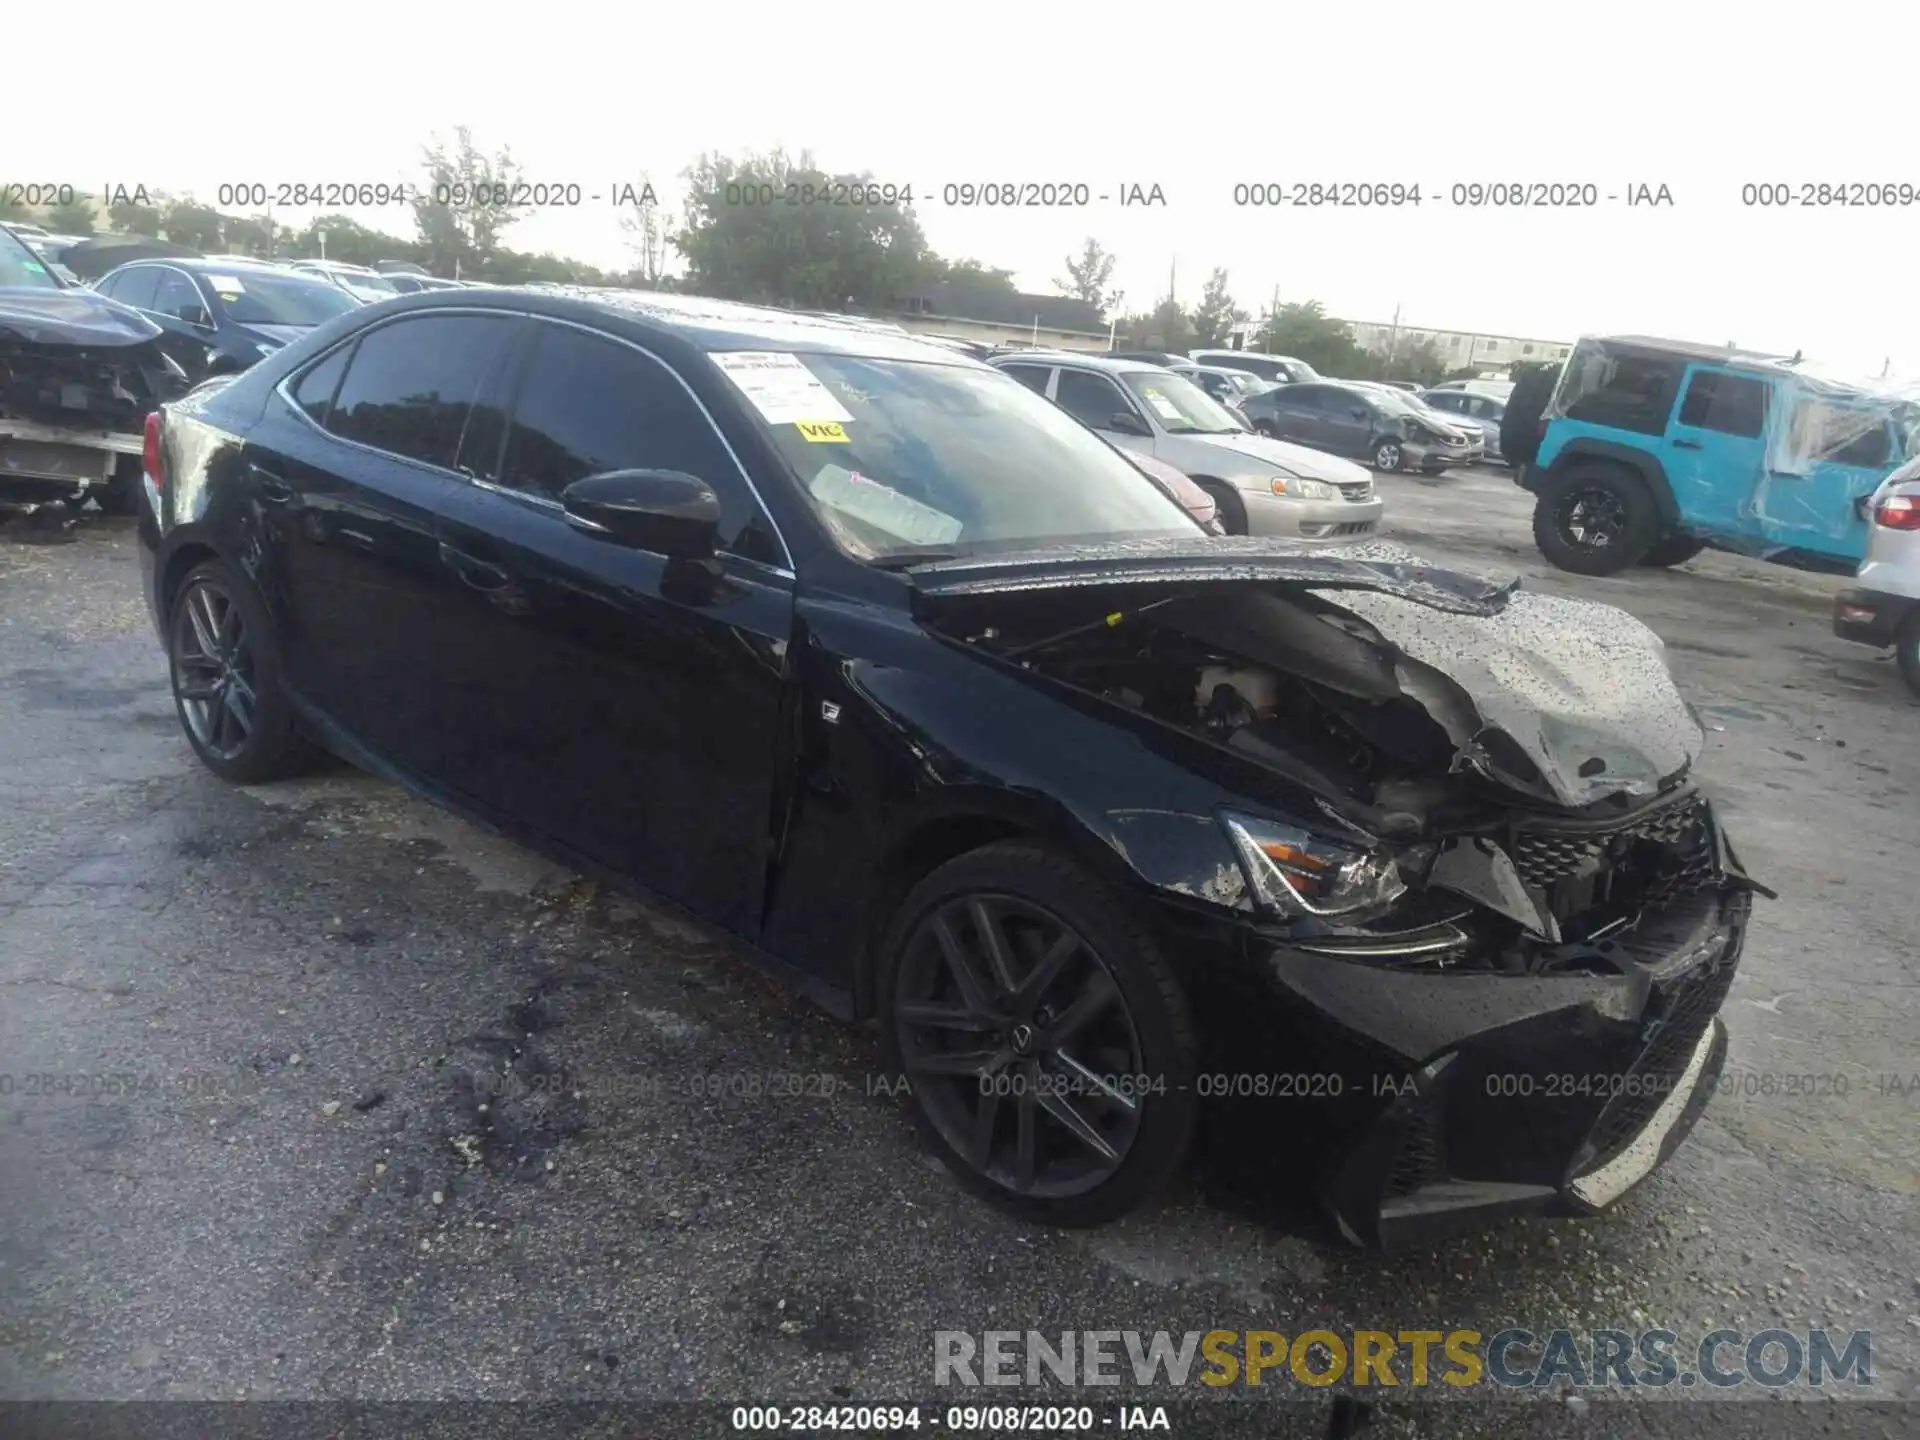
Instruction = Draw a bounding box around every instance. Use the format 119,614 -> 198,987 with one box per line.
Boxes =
1314,583 -> 1700,810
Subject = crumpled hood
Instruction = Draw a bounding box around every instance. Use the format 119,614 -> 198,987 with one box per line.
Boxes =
0,287 -> 163,347
1190,431 -> 1374,485
911,537 -> 1701,810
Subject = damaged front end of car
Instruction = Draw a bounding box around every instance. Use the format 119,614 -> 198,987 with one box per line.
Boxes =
910,537 -> 1770,1246
0,291 -> 187,506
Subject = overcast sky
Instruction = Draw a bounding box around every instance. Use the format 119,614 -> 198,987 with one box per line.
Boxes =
19,0 -> 1920,378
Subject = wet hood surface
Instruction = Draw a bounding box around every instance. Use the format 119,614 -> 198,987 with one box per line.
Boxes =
910,537 -> 1702,810
0,287 -> 163,347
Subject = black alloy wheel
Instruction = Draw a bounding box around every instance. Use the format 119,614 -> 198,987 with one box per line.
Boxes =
1531,465 -> 1659,575
879,842 -> 1196,1224
168,560 -> 316,782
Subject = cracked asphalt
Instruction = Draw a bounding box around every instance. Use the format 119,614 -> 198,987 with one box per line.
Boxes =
1,471 -> 1915,1439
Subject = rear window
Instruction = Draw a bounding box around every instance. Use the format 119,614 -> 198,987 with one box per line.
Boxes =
1556,341 -> 1685,435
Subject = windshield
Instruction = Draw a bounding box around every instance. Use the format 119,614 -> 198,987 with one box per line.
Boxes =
209,271 -> 359,326
1120,371 -> 1245,434
0,228 -> 63,290
720,352 -> 1202,563
1229,371 -> 1272,395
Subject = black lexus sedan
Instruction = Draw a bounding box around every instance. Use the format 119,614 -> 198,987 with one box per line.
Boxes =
91,257 -> 360,382
133,287 -> 1766,1244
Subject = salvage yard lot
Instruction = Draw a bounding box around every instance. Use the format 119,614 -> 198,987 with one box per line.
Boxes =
1,465 -> 1915,1432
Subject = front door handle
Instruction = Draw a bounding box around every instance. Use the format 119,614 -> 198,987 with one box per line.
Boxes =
1672,439 -> 1703,451
439,541 -> 513,593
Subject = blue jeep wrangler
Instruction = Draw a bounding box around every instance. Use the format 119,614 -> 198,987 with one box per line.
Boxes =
1515,335 -> 1916,576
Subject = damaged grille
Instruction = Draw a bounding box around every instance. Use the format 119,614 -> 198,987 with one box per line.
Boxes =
1579,946 -> 1736,1168
1510,794 -> 1712,891
0,344 -> 177,434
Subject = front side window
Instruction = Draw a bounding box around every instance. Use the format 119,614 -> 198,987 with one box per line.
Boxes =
151,271 -> 208,325
1053,369 -> 1134,428
717,351 -> 1197,562
487,324 -> 782,562
326,314 -> 518,469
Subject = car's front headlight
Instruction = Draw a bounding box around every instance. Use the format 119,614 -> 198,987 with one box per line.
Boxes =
1221,812 -> 1407,919
1271,475 -> 1336,500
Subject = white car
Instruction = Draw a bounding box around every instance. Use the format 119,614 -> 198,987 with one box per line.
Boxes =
992,351 -> 1383,541
285,260 -> 401,304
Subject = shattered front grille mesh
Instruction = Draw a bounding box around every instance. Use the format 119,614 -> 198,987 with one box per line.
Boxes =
1510,795 -> 1712,890
1580,951 -> 1736,1166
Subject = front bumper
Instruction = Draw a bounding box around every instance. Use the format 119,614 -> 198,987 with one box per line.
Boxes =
1833,587 -> 1918,648
1171,836 -> 1754,1249
1403,437 -> 1475,470
1241,486 -> 1384,541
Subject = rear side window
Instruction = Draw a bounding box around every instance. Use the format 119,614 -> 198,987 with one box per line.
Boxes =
291,345 -> 352,427
1559,346 -> 1685,435
1677,369 -> 1768,438
327,314 -> 518,469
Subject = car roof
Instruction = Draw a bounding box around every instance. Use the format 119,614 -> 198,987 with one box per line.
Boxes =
366,286 -> 995,366
990,349 -> 1165,375
1191,349 -> 1303,362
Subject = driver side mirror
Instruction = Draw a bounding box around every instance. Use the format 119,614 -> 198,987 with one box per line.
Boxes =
561,470 -> 720,558
1108,411 -> 1152,437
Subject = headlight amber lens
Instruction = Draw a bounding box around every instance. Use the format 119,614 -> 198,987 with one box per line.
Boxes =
1222,812 -> 1408,919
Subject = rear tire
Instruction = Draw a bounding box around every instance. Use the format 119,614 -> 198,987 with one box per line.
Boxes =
876,841 -> 1197,1227
1638,535 -> 1707,567
1898,611 -> 1920,699
167,559 -> 318,783
1532,465 -> 1660,575
1372,438 -> 1407,473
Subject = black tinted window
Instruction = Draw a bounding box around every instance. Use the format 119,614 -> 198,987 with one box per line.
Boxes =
999,364 -> 1052,395
1561,346 -> 1685,435
106,266 -> 160,311
290,345 -> 351,427
498,323 -> 773,556
1053,369 -> 1130,427
1281,385 -> 1327,411
328,315 -> 517,469
152,271 -> 206,324
1677,369 -> 1768,438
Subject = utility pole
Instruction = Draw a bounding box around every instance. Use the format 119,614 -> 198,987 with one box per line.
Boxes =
1386,303 -> 1402,370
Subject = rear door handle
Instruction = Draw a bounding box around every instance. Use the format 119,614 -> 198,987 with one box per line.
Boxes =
439,541 -> 513,593
1672,439 -> 1703,450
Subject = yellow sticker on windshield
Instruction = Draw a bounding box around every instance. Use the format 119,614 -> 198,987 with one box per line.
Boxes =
797,420 -> 850,443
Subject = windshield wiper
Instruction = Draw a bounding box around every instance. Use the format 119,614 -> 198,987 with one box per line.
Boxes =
866,546 -> 967,570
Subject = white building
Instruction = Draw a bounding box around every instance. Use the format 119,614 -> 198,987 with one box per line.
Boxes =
1343,320 -> 1573,371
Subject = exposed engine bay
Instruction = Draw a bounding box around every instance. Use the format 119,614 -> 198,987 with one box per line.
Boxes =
0,338 -> 180,435
933,580 -> 1754,975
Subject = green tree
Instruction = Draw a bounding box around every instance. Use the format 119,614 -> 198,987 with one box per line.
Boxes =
221,213 -> 280,257
932,256 -> 1018,290
108,194 -> 165,237
673,148 -> 934,311
289,214 -> 420,268
1056,237 -> 1120,316
45,192 -> 98,234
1189,268 -> 1245,348
1252,300 -> 1370,377
161,198 -> 226,250
1140,297 -> 1194,353
411,127 -> 529,276
0,189 -> 29,221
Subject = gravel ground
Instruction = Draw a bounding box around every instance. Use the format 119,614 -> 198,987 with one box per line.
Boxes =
0,475 -> 1915,1439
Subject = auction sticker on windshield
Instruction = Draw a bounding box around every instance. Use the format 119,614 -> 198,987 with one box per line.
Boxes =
1138,386 -> 1185,422
207,274 -> 246,294
712,351 -> 854,426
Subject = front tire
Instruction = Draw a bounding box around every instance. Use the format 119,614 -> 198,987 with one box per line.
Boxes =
876,841 -> 1197,1226
168,559 -> 317,783
1532,465 -> 1660,575
1203,482 -> 1248,535
1898,611 -> 1920,699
